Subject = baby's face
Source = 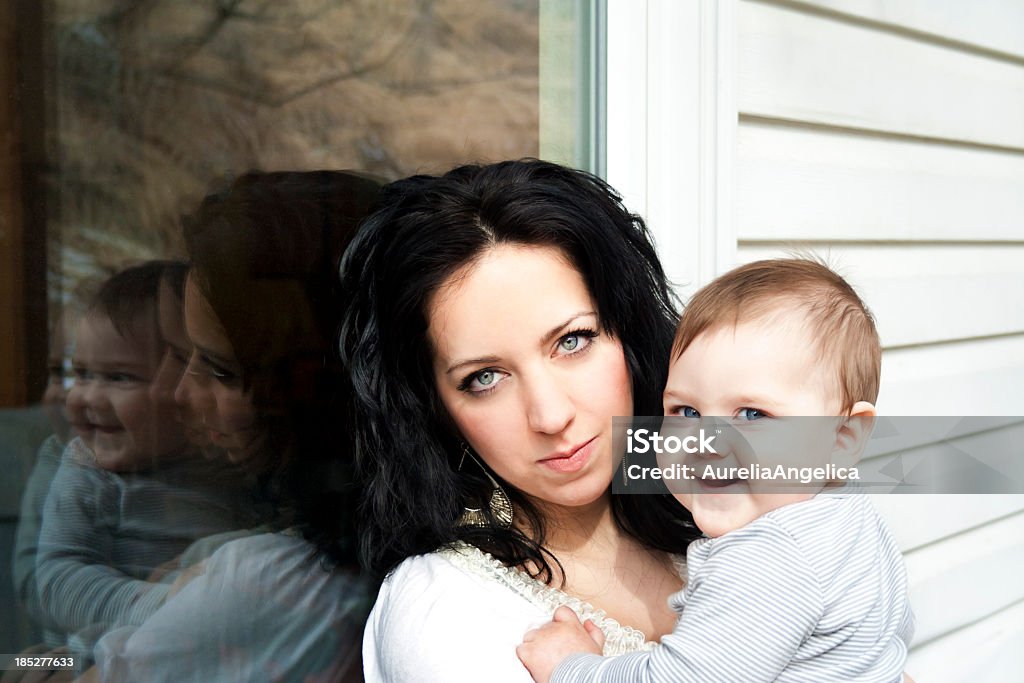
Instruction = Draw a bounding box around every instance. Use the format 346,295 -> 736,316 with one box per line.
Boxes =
661,311 -> 846,537
66,313 -> 187,471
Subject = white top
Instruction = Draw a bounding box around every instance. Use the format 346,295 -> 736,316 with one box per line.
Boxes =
364,542 -> 676,682
555,494 -> 914,683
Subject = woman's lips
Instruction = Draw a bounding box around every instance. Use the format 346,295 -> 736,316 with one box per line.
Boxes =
539,437 -> 597,473
94,424 -> 124,435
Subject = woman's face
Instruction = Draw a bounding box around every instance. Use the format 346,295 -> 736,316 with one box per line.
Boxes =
428,244 -> 633,511
174,276 -> 265,463
151,278 -> 209,449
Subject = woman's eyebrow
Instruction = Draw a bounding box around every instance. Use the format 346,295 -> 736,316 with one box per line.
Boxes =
539,311 -> 597,345
446,354 -> 502,376
167,340 -> 192,356
194,344 -> 236,369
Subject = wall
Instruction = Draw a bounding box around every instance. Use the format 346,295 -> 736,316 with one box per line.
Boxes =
607,1 -> 1024,679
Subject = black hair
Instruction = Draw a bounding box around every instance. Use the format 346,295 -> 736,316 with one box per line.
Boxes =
339,159 -> 701,579
183,170 -> 382,568
160,260 -> 190,302
89,260 -> 189,344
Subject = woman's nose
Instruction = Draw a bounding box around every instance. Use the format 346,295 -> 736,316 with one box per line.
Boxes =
523,370 -> 576,435
151,351 -> 183,405
173,368 -> 197,411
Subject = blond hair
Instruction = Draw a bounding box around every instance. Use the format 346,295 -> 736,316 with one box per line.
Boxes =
673,258 -> 881,412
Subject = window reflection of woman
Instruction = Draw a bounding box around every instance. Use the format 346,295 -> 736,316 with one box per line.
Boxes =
340,160 -> 701,681
89,170 -> 382,683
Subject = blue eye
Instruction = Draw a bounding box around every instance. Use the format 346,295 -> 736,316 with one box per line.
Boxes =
737,408 -> 767,421
200,355 -> 237,382
681,406 -> 700,418
459,368 -> 510,395
209,366 -> 235,381
555,329 -> 597,357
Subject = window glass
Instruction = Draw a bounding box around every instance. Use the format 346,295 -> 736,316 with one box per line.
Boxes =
0,0 -> 602,676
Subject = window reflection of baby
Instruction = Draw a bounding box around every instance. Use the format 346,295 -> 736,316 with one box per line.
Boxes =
35,261 -> 259,654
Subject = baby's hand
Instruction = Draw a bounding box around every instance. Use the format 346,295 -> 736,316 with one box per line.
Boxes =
166,559 -> 207,600
517,606 -> 605,683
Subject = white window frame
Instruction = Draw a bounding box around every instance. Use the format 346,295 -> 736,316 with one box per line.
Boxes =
605,0 -> 738,300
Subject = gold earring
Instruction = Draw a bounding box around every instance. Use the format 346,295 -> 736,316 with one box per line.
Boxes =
457,443 -> 514,528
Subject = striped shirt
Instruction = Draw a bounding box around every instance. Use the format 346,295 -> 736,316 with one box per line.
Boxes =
35,437 -> 260,640
554,493 -> 914,683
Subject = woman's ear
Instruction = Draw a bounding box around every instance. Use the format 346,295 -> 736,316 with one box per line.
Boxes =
832,401 -> 877,468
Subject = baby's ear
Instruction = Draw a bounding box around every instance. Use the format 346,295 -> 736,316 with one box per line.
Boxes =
832,402 -> 876,468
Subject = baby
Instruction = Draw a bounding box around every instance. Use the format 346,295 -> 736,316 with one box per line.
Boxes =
35,262 -> 258,649
518,258 -> 914,682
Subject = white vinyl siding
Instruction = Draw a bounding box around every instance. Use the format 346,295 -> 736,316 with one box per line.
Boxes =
733,2 -> 1024,679
606,1 -> 1024,680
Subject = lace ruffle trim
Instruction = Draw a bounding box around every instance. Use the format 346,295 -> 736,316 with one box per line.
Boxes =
439,542 -> 658,656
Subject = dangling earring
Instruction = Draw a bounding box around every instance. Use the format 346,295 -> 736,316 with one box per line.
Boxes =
456,443 -> 514,528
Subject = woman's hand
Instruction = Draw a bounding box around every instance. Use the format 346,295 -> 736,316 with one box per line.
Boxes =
146,553 -> 183,583
517,606 -> 604,683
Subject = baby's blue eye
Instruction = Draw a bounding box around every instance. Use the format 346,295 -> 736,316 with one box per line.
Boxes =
682,406 -> 700,418
737,408 -> 767,421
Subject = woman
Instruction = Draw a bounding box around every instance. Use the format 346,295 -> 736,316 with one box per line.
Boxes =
89,170 -> 381,682
339,159 -> 701,681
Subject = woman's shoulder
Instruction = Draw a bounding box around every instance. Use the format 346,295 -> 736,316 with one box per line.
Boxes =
372,544 -> 543,621
203,531 -> 343,580
364,546 -> 544,683
187,531 -> 373,610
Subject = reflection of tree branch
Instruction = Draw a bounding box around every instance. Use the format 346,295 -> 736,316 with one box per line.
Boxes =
97,0 -> 160,30
138,0 -> 423,107
108,0 -> 535,107
150,0 -> 415,107
373,70 -> 538,96
269,41 -> 414,105
268,0 -> 440,106
165,0 -> 247,72
155,61 -> 535,108
156,60 -> 374,107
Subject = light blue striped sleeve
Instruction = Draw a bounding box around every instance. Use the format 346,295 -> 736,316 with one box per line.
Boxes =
553,521 -> 822,683
35,454 -> 170,633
